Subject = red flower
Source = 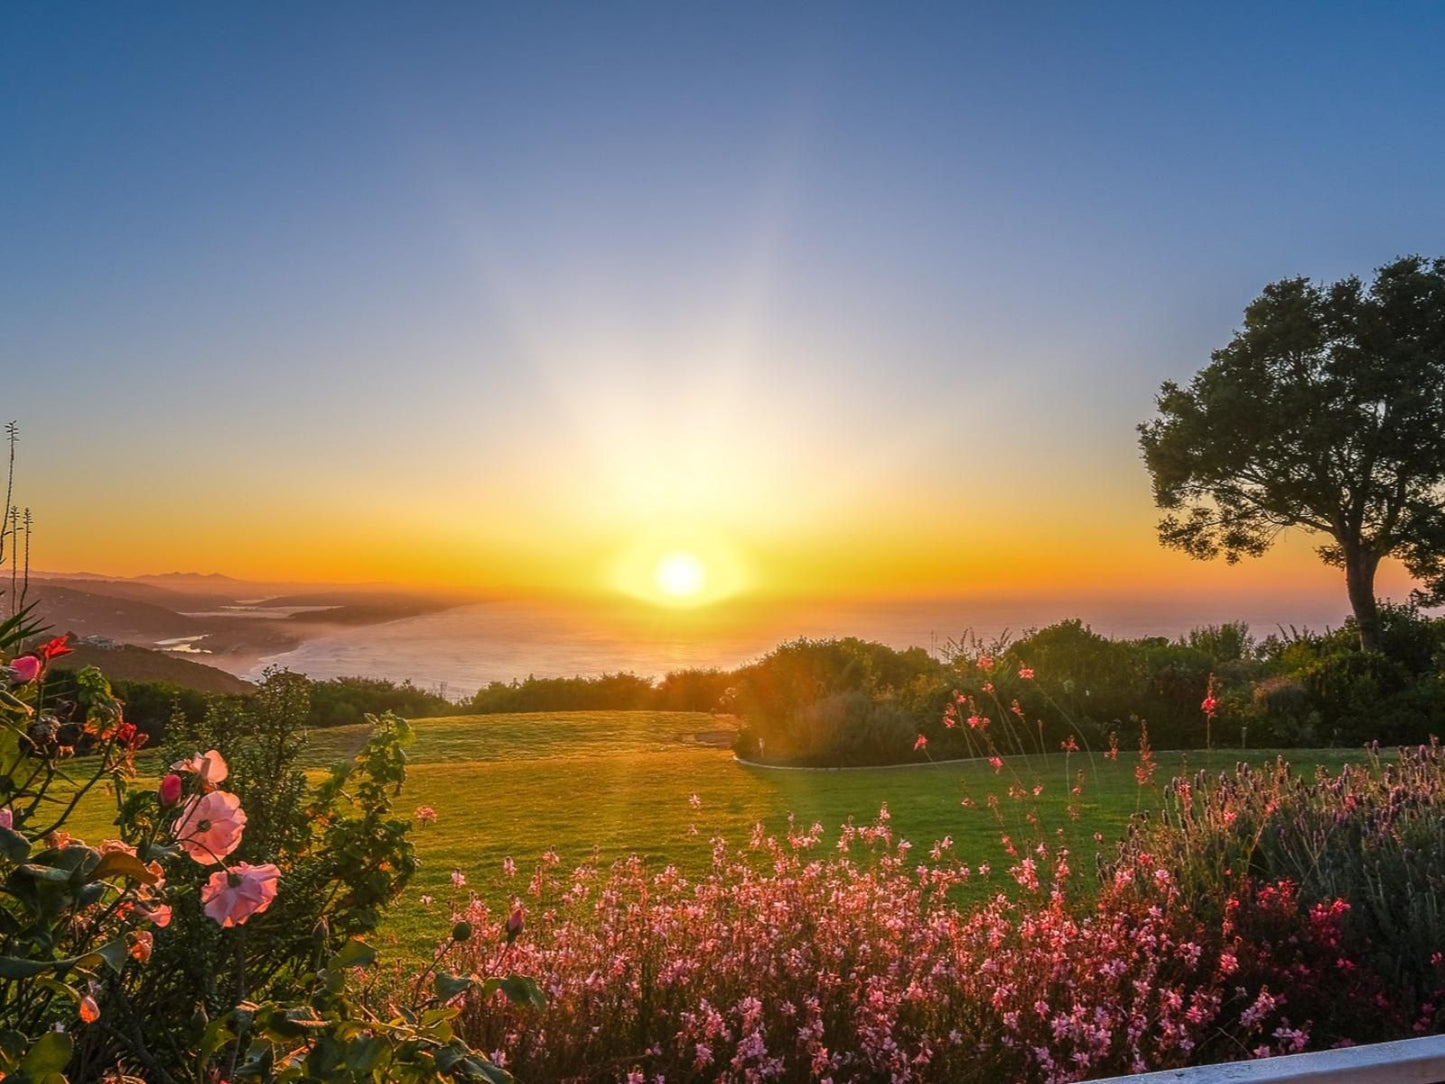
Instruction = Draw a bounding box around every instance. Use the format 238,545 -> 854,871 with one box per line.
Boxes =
913,734 -> 928,751
40,636 -> 72,661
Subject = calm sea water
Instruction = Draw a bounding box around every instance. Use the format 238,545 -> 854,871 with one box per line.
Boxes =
240,593 -> 1360,699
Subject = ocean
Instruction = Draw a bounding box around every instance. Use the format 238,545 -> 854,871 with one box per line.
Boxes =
239,593 -> 1362,699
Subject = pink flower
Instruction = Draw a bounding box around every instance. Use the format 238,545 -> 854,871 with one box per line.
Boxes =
414,805 -> 438,825
8,655 -> 41,684
914,734 -> 928,751
201,862 -> 280,927
158,773 -> 184,807
978,656 -> 994,671
0,807 -> 11,831
506,903 -> 525,941
1201,695 -> 1218,716
139,903 -> 172,928
1018,667 -> 1034,680
170,749 -> 228,791
989,756 -> 1004,773
173,790 -> 247,864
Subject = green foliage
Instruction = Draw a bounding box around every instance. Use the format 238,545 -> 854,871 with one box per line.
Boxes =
731,638 -> 943,764
0,630 -> 165,1081
1139,255 -> 1445,649
734,609 -> 1445,765
465,671 -> 656,714
204,938 -> 528,1083
307,676 -> 456,729
71,671 -> 427,1077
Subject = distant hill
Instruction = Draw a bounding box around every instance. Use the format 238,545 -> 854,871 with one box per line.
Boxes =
48,642 -> 254,695
27,576 -> 233,610
25,583 -> 204,642
17,573 -> 475,678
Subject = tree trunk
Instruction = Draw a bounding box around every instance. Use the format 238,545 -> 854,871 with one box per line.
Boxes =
1344,545 -> 1382,652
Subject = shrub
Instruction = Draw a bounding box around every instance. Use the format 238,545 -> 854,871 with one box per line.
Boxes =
1112,744 -> 1445,1022
307,675 -> 457,728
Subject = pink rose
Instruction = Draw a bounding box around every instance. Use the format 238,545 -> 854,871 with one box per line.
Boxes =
158,773 -> 184,807
8,655 -> 41,684
201,862 -> 280,927
173,790 -> 246,864
170,749 -> 228,790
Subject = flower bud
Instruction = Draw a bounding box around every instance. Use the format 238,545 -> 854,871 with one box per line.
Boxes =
505,904 -> 524,942
158,773 -> 184,807
7,655 -> 42,685
451,920 -> 472,942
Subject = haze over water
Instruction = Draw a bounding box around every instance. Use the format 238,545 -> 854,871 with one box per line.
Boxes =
243,593 -> 1374,698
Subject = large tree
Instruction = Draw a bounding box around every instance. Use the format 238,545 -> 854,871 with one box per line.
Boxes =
1139,256 -> 1445,651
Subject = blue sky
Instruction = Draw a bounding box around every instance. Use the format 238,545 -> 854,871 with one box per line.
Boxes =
2,3 -> 1442,598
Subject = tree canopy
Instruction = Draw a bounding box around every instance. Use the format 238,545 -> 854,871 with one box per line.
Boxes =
1139,255 -> 1445,650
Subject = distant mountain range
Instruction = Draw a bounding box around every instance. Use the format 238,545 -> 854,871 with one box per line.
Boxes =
13,573 -> 473,682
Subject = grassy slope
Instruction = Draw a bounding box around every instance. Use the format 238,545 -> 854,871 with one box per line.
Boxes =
51,644 -> 255,694
61,711 -> 1369,960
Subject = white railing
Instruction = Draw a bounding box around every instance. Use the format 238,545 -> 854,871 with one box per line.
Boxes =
1091,1035 -> 1445,1083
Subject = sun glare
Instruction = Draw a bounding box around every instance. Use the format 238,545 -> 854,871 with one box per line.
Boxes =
654,552 -> 706,599
608,531 -> 749,608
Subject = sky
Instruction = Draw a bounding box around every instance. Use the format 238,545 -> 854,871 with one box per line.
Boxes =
2,3 -> 1443,610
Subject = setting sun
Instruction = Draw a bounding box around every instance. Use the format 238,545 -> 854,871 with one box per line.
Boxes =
654,552 -> 707,600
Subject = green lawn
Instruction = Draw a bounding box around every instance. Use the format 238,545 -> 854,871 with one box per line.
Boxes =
58,711 -> 1372,960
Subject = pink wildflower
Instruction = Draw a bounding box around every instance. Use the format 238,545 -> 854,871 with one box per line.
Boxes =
914,734 -> 928,751
201,862 -> 280,927
173,789 -> 246,864
1018,666 -> 1034,680
0,807 -> 11,831
170,749 -> 228,791
415,805 -> 438,825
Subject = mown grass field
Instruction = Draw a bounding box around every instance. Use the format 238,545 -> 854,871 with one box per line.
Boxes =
62,711 -> 1371,960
